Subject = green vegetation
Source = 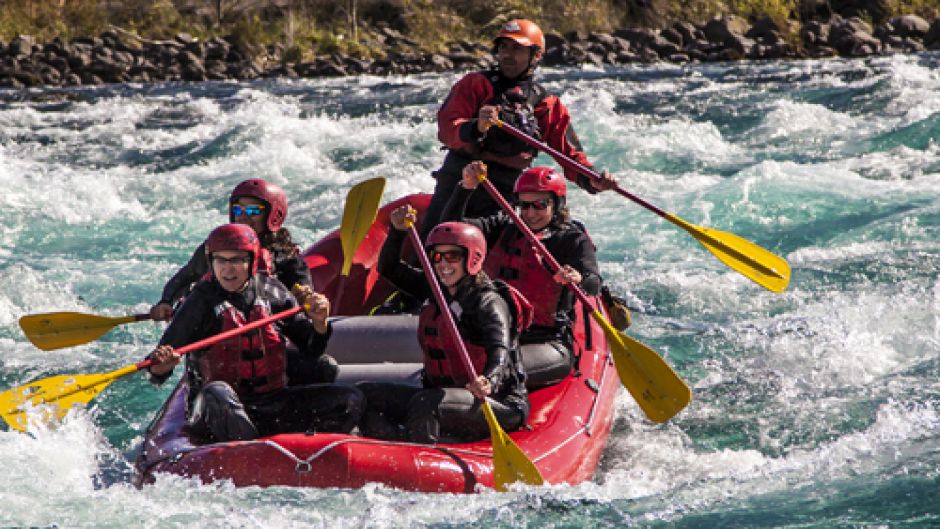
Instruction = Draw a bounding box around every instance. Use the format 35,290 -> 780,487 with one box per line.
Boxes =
0,0 -> 937,59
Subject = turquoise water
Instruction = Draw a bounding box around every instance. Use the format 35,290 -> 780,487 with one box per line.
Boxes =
1,53 -> 938,528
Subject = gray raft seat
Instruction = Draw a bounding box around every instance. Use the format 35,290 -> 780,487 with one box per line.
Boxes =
325,314 -> 424,387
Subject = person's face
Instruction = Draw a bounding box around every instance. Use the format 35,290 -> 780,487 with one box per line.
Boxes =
517,191 -> 554,231
210,250 -> 252,292
430,244 -> 467,292
230,196 -> 267,235
496,39 -> 539,79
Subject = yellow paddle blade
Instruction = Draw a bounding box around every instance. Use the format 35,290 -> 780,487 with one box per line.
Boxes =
592,310 -> 692,423
0,365 -> 137,432
340,177 -> 386,276
482,400 -> 544,491
19,312 -> 138,351
665,214 -> 791,293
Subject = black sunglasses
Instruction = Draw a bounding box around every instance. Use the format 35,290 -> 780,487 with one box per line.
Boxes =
517,198 -> 552,211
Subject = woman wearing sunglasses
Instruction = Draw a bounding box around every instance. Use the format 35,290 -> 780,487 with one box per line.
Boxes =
149,179 -> 337,385
146,223 -> 364,442
440,161 -> 604,388
358,212 -> 530,443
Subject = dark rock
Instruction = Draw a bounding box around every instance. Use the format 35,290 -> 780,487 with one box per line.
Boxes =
830,17 -> 881,55
79,71 -> 104,85
660,27 -> 684,46
565,31 -> 587,43
831,0 -> 891,24
801,21 -> 831,46
614,27 -> 657,47
888,15 -> 930,38
205,59 -> 229,79
179,51 -> 202,66
181,60 -> 207,82
38,66 -> 62,86
0,76 -> 25,89
746,16 -> 782,42
9,35 -> 34,58
648,35 -> 681,56
541,45 -> 567,66
703,15 -> 750,45
47,56 -> 70,74
588,32 -> 617,51
799,0 -> 833,22
725,34 -> 757,56
265,65 -> 298,79
184,41 -> 207,59
615,50 -> 639,63
206,38 -> 230,60
926,19 -> 940,48
671,21 -> 701,44
544,33 -> 566,50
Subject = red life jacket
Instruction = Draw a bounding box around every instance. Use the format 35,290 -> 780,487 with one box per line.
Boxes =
418,281 -> 532,387
197,298 -> 288,396
484,226 -> 564,329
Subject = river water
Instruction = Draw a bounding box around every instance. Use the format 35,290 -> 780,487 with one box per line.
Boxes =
1,53 -> 938,528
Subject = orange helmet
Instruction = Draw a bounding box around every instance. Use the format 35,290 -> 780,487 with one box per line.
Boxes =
494,19 -> 545,51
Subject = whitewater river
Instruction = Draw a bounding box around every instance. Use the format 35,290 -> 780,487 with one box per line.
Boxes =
0,53 -> 938,528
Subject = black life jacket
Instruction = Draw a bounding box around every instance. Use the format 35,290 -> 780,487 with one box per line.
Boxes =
480,69 -> 547,157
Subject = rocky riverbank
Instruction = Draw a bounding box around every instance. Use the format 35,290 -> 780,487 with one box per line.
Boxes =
1,13 -> 938,89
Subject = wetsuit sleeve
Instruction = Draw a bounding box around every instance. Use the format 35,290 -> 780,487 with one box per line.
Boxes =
536,95 -> 599,194
274,249 -> 313,290
474,290 -> 514,388
549,230 -> 602,296
159,242 -> 209,305
277,291 -> 333,358
439,184 -> 509,248
437,72 -> 493,151
377,228 -> 431,300
148,288 -> 216,385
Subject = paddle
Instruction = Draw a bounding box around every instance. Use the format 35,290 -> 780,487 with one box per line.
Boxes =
0,306 -> 302,432
491,119 -> 791,293
340,177 -> 386,276
475,172 -> 691,423
334,177 -> 386,313
19,312 -> 152,351
403,218 -> 544,491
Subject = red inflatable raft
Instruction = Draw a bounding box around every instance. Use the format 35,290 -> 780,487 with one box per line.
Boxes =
134,194 -> 620,492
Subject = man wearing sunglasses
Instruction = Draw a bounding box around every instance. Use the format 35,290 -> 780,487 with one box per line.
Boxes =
147,223 -> 364,443
422,18 -> 617,240
441,162 -> 603,389
149,179 -> 337,386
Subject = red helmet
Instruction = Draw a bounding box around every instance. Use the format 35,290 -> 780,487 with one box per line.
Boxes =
514,166 -> 567,198
494,19 -> 545,51
426,222 -> 487,275
229,178 -> 288,232
205,223 -> 262,274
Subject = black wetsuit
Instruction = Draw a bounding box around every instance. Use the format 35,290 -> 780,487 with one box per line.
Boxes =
148,274 -> 362,441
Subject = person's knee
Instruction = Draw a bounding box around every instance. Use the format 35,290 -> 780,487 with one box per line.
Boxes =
316,354 -> 339,383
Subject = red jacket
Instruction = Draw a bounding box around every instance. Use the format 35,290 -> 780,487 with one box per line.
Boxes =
437,70 -> 595,187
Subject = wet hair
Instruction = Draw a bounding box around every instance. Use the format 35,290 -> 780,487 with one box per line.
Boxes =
551,202 -> 572,227
259,227 -> 296,255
